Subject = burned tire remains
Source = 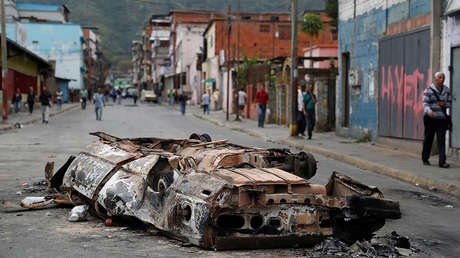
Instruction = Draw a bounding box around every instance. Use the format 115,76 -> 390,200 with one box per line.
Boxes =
29,132 -> 401,250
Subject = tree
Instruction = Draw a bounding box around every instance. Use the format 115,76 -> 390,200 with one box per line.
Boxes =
325,0 -> 338,34
235,50 -> 259,120
237,50 -> 259,87
300,13 -> 325,69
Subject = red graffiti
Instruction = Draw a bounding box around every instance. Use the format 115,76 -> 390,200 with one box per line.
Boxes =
380,65 -> 429,140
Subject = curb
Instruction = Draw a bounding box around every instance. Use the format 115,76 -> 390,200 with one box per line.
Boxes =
193,112 -> 460,198
0,104 -> 79,133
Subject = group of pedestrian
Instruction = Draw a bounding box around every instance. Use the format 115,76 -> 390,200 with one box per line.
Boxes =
297,83 -> 317,140
10,86 -> 51,123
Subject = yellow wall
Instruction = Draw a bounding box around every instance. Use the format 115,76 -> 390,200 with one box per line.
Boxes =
0,51 -> 39,76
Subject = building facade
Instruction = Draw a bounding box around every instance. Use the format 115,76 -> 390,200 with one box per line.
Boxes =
83,27 -> 103,95
202,12 -> 335,114
0,37 -> 51,112
337,0 -> 432,141
24,23 -> 84,97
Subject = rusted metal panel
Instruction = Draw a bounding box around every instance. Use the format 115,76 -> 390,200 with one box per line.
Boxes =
378,28 -> 430,140
212,168 -> 307,186
64,155 -> 115,199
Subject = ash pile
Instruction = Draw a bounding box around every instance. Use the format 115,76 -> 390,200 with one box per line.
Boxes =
307,232 -> 425,257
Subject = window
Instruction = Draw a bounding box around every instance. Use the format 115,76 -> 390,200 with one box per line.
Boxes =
260,24 -> 270,33
278,25 -> 291,40
242,16 -> 252,20
270,16 -> 280,22
181,72 -> 187,85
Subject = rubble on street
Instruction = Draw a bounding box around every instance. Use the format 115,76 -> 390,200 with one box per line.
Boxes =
20,132 -> 401,250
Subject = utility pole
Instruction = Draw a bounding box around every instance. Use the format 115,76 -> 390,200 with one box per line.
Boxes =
235,0 -> 241,121
226,5 -> 232,121
1,0 -> 7,121
289,0 -> 298,136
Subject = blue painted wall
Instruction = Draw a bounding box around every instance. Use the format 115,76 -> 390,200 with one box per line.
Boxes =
337,0 -> 431,138
5,23 -> 17,41
22,23 -> 84,90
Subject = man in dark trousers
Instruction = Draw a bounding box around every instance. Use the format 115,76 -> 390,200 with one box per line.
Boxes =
39,86 -> 52,123
422,72 -> 452,168
178,91 -> 188,115
303,83 -> 317,140
255,83 -> 269,128
297,84 -> 306,136
27,87 -> 35,114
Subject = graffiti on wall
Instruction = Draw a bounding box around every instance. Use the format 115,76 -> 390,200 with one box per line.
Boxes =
378,28 -> 430,140
380,65 -> 430,140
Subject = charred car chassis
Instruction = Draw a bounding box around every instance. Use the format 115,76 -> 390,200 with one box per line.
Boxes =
26,132 -> 401,250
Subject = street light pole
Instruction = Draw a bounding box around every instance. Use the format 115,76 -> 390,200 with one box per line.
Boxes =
289,0 -> 298,136
235,0 -> 241,121
226,5 -> 232,121
1,0 -> 8,121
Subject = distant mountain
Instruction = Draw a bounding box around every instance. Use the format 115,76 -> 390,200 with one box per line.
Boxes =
26,0 -> 326,67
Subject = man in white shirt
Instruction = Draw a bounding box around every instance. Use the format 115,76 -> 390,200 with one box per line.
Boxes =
238,89 -> 247,118
297,85 -> 306,136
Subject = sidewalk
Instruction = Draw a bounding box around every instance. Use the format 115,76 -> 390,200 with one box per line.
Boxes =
0,103 -> 79,132
190,106 -> 460,198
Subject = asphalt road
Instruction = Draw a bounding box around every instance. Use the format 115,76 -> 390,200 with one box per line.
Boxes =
1,103 -> 459,257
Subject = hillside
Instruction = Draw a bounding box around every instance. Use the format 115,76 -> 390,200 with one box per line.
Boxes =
26,0 -> 326,67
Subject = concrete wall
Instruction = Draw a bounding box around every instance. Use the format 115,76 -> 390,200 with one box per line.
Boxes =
23,23 -> 84,90
5,0 -> 19,22
442,14 -> 460,88
337,0 -> 431,139
303,45 -> 338,68
175,23 -> 206,104
19,10 -> 66,23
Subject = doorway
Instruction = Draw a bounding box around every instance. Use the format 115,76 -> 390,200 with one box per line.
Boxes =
341,52 -> 350,127
451,47 -> 460,148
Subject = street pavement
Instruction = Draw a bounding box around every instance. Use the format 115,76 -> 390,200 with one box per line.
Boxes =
0,102 -> 459,257
0,103 -> 80,132
193,106 -> 460,198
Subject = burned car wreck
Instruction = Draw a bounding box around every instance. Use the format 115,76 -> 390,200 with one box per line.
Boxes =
24,132 -> 401,250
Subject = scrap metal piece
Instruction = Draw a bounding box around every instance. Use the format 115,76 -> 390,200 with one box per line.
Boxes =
40,132 -> 400,250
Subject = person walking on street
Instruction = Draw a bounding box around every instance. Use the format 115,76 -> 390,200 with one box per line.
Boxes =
93,88 -> 105,121
56,89 -> 63,111
104,87 -> 110,103
238,88 -> 247,118
256,84 -> 269,128
40,86 -> 52,123
69,89 -> 75,103
303,83 -> 317,140
12,88 -> 22,113
168,90 -> 174,105
80,88 -> 88,110
297,85 -> 307,136
27,87 -> 35,115
178,91 -> 188,115
112,88 -> 117,103
116,88 -> 122,105
132,88 -> 139,105
201,90 -> 210,115
422,72 -> 452,168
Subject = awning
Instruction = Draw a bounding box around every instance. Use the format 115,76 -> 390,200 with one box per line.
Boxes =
203,78 -> 216,83
446,0 -> 460,16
